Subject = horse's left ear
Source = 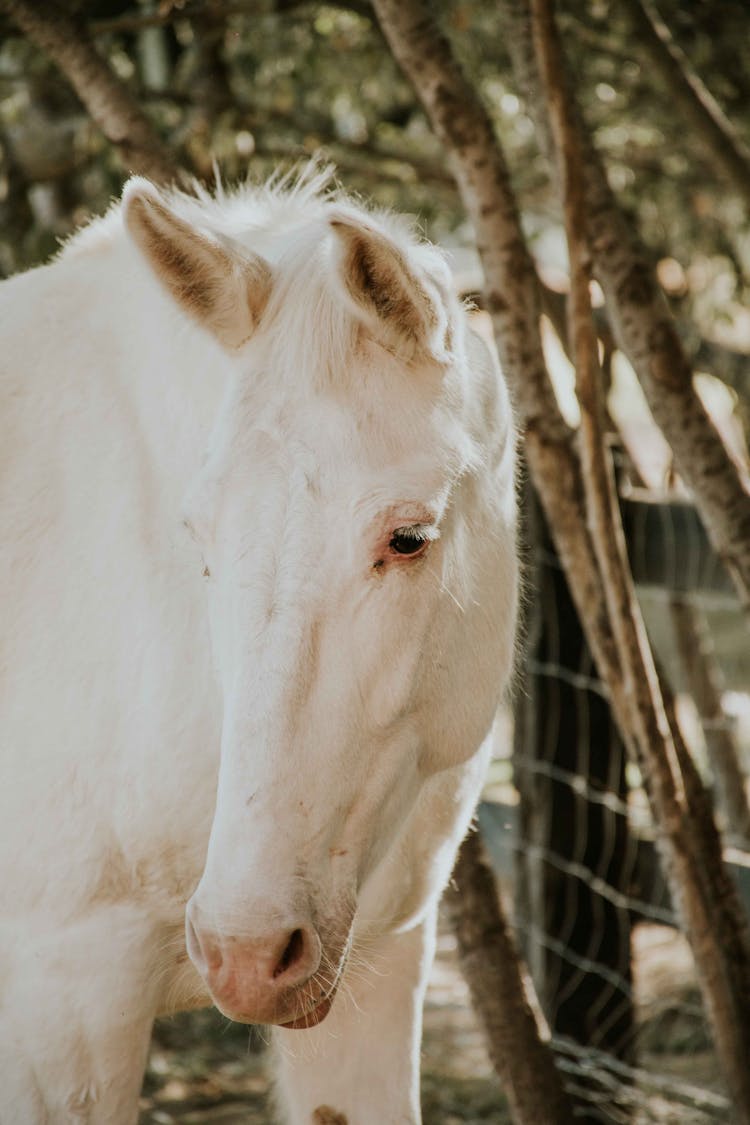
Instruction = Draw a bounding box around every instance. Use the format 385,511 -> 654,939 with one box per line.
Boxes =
329,213 -> 452,362
122,177 -> 273,350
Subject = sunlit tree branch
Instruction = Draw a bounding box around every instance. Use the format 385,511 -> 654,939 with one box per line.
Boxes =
0,0 -> 177,184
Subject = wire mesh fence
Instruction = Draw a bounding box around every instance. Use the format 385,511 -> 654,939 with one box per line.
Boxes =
485,479 -> 750,1123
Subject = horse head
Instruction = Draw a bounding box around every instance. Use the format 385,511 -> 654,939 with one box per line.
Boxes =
123,176 -> 517,1028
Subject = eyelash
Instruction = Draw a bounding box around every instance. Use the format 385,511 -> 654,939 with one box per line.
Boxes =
369,523 -> 437,573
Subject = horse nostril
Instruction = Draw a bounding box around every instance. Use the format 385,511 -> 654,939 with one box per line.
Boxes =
274,928 -> 306,979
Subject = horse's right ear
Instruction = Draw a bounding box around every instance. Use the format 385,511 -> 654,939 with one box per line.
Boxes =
329,211 -> 452,363
122,178 -> 273,350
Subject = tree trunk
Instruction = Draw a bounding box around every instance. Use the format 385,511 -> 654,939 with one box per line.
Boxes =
445,831 -> 575,1125
0,0 -> 176,184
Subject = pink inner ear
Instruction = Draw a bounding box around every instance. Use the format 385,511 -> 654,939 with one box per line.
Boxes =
330,216 -> 446,361
124,185 -> 273,350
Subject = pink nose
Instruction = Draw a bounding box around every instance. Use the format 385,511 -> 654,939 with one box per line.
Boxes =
185,905 -> 322,1023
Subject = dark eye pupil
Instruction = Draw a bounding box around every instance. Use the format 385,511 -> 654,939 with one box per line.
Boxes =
390,530 -> 425,555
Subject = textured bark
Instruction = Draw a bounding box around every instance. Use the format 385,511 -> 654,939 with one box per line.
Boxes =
445,832 -> 575,1125
655,666 -> 750,1120
1,0 -> 176,184
533,0 -> 750,1114
625,0 -> 750,210
529,0 -> 672,800
501,0 -> 750,614
370,0 -> 750,1116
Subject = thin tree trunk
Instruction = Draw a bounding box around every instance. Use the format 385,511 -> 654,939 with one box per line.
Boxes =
500,0 -> 750,614
370,0 -> 750,1116
445,832 -> 575,1125
0,0 -> 176,184
624,0 -> 750,210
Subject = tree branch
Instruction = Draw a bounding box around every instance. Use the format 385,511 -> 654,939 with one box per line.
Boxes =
0,0 -> 177,184
443,831 -> 574,1125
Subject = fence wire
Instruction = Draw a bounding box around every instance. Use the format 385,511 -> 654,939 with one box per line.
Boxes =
499,486 -> 750,1123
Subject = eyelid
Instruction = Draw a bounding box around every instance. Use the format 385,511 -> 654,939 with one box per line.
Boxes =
393,523 -> 440,542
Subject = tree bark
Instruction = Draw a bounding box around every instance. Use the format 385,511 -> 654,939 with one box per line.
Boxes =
500,0 -> 750,615
445,832 -> 575,1125
0,0 -> 176,184
370,0 -> 750,1116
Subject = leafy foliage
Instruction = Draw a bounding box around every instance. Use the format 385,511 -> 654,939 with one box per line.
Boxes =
1,2 -> 748,352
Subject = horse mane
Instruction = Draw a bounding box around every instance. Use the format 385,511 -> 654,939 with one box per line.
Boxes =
61,161 -> 453,388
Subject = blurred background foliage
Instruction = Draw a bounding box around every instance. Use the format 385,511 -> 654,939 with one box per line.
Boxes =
2,0 -> 749,352
2,0 -> 750,484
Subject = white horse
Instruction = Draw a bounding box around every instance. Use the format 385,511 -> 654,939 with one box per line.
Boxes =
0,167 -> 517,1124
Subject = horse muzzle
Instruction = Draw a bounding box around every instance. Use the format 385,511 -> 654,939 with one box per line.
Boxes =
185,903 -> 344,1027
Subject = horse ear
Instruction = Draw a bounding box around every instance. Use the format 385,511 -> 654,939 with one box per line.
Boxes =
329,213 -> 451,362
122,178 -> 273,349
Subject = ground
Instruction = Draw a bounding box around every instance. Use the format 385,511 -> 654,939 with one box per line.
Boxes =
138,917 -> 728,1124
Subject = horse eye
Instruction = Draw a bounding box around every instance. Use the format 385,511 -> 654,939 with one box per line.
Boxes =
389,529 -> 428,556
